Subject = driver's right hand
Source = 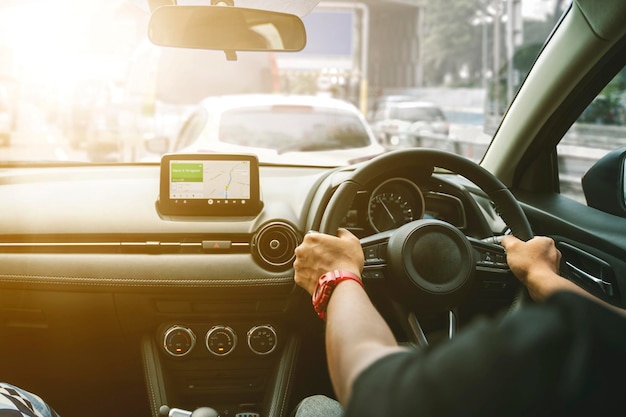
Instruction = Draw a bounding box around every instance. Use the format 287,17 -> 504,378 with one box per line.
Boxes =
501,235 -> 562,301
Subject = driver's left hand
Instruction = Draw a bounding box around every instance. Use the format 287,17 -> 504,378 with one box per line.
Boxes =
294,228 -> 364,296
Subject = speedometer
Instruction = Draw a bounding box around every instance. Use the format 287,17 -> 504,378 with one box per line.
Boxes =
368,178 -> 425,232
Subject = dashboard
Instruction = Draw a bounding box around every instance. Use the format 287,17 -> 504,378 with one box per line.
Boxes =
0,160 -> 509,417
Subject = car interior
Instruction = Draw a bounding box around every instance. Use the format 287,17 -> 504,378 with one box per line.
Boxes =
0,1 -> 625,417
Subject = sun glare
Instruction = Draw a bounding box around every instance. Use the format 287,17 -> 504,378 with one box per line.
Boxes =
0,0 -> 122,95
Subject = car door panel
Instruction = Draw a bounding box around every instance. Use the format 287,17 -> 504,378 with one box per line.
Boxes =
515,191 -> 626,308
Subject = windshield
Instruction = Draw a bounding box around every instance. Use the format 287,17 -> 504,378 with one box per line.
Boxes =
0,0 -> 567,167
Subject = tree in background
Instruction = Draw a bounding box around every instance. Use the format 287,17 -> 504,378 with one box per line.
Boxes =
422,0 -> 564,89
422,0 -> 483,86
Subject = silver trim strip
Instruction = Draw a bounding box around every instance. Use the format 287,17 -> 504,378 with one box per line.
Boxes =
566,261 -> 614,295
0,241 -> 250,249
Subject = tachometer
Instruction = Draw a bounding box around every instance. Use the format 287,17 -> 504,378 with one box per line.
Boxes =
368,178 -> 425,232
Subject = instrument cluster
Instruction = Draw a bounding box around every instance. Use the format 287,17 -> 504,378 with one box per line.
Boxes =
341,177 -> 467,238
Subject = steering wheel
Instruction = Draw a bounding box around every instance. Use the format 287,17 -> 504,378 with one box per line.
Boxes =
318,148 -> 533,345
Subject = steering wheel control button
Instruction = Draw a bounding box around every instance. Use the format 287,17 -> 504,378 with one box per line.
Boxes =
205,325 -> 237,356
363,242 -> 388,265
247,325 -> 277,355
362,269 -> 385,280
163,325 -> 196,357
474,245 -> 508,268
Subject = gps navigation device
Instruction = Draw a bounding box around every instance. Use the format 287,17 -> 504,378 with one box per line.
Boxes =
158,154 -> 262,216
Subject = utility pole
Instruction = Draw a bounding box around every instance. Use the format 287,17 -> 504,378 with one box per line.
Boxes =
493,0 -> 501,115
506,0 -> 523,104
415,3 -> 426,87
481,13 -> 489,91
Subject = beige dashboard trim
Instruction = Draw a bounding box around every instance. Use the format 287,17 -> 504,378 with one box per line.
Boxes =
0,274 -> 293,288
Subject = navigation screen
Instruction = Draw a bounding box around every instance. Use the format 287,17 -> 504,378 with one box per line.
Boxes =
158,154 -> 261,216
170,160 -> 251,201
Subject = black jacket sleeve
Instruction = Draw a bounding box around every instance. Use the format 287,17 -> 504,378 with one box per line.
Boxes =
345,292 -> 626,417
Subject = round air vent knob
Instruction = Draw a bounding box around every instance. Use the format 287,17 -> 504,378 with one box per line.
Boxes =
252,222 -> 301,271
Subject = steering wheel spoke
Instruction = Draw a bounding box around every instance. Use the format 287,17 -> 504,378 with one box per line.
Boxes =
407,309 -> 458,348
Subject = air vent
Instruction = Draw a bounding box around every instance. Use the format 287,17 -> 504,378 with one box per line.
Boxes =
251,222 -> 301,271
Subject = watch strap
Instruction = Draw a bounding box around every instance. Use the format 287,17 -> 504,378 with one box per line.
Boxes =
312,270 -> 363,321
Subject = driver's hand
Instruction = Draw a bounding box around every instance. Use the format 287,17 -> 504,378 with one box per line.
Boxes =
501,235 -> 562,301
294,228 -> 364,296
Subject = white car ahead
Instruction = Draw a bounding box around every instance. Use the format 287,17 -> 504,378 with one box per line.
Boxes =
149,94 -> 386,166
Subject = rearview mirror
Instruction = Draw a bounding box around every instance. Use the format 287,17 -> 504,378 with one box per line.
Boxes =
148,5 -> 306,53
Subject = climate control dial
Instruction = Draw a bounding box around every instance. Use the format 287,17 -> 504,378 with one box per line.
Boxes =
205,325 -> 237,356
247,324 -> 277,355
163,325 -> 196,357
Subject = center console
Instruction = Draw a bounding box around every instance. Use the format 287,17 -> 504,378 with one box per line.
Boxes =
142,320 -> 300,417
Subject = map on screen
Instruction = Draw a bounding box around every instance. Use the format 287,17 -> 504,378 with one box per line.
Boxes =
170,160 -> 251,200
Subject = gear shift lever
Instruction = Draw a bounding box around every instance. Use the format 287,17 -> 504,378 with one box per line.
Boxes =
159,405 -> 219,417
190,407 -> 219,417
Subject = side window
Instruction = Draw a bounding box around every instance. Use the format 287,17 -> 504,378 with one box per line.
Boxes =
558,65 -> 626,204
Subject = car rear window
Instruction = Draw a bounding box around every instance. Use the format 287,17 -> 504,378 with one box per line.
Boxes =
389,105 -> 446,122
218,106 -> 372,151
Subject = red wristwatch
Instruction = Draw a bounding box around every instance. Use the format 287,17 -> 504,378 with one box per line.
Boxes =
312,270 -> 363,321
